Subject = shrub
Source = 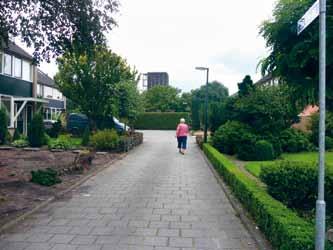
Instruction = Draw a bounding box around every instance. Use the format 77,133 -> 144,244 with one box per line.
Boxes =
134,112 -> 190,130
280,128 -> 314,153
13,128 -> 21,141
90,129 -> 120,150
236,132 -> 257,161
262,135 -> 282,157
28,113 -> 46,147
46,119 -> 62,138
254,140 -> 275,161
260,161 -> 333,212
81,126 -> 90,146
203,144 -> 321,250
0,108 -> 8,145
212,121 -> 253,155
12,139 -> 29,148
326,136 -> 333,150
310,112 -> 333,145
48,137 -> 71,150
31,168 -> 61,186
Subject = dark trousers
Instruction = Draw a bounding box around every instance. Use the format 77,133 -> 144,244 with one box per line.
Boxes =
177,136 -> 187,149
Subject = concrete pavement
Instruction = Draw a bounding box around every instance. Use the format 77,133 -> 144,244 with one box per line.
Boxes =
0,131 -> 258,250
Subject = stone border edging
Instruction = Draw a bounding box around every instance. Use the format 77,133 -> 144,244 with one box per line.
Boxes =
0,150 -> 132,235
199,147 -> 272,250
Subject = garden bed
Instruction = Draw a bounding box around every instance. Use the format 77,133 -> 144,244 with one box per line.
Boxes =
203,144 -> 333,250
0,148 -> 121,227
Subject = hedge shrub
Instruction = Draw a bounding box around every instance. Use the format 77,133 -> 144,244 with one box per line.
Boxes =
280,128 -> 314,153
0,108 -> 8,145
254,140 -> 275,161
90,129 -> 120,150
134,112 -> 190,130
260,161 -> 333,212
212,121 -> 253,155
203,144 -> 333,250
28,113 -> 47,147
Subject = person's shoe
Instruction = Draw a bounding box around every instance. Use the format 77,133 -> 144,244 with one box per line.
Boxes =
180,151 -> 185,155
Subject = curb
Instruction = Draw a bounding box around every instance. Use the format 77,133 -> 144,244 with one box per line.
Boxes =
199,147 -> 272,250
0,151 -> 130,235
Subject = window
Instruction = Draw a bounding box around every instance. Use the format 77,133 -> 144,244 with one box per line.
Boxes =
44,86 -> 53,99
22,60 -> 31,81
13,57 -> 22,78
54,89 -> 63,100
0,53 -> 2,74
4,54 -> 12,75
37,84 -> 42,97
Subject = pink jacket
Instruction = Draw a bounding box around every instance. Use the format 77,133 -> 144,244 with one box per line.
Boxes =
176,124 -> 189,137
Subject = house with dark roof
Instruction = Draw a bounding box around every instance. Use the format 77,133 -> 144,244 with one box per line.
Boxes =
0,41 -> 66,135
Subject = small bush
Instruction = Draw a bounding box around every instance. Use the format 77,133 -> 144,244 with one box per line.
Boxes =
260,161 -> 333,212
48,137 -> 71,150
212,121 -> 253,155
280,128 -> 314,153
326,136 -> 333,150
90,129 -> 120,150
254,140 -> 275,161
28,113 -> 46,147
13,128 -> 21,141
12,139 -> 29,148
310,112 -> 333,145
31,168 -> 61,186
237,132 -> 257,161
81,126 -> 90,146
46,119 -> 62,138
0,108 -> 9,145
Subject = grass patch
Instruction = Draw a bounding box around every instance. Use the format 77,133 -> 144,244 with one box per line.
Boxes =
245,152 -> 333,178
48,134 -> 82,149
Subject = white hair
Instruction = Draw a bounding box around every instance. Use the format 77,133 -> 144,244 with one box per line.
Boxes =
180,118 -> 185,123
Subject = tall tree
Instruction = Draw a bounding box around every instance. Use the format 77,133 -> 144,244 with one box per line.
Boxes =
191,81 -> 229,130
143,85 -> 181,112
238,75 -> 254,97
55,47 -> 136,127
0,0 -> 119,62
260,0 -> 333,111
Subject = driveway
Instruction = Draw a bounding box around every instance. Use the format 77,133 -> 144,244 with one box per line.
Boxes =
0,130 -> 258,250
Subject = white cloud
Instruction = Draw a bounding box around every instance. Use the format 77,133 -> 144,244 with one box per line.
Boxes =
16,0 -> 275,95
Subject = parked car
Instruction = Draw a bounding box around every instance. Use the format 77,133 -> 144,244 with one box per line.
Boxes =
67,113 -> 89,135
113,117 -> 130,132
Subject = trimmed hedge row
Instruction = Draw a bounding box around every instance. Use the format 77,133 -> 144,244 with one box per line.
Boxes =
134,112 -> 190,130
203,143 -> 333,250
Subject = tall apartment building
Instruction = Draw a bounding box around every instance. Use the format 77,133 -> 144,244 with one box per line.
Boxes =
142,72 -> 169,90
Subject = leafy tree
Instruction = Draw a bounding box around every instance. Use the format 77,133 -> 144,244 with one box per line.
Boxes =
81,126 -> 90,146
260,0 -> 333,111
191,81 -> 229,130
55,47 -> 137,128
143,85 -> 181,112
117,81 -> 144,127
234,85 -> 299,136
0,0 -> 119,62
238,75 -> 254,97
0,108 -> 8,145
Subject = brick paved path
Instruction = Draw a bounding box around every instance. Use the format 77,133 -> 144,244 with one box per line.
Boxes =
0,131 -> 258,250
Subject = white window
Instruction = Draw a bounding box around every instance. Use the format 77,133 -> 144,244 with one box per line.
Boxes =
37,84 -> 42,97
0,53 -> 2,74
4,54 -> 12,75
54,89 -> 63,100
13,57 -> 22,78
44,86 -> 53,99
22,60 -> 31,81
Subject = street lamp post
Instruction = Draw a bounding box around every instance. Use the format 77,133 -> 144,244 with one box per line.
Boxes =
195,67 -> 209,143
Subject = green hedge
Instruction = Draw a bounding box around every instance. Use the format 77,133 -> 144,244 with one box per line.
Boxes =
203,143 -> 333,250
134,112 -> 190,130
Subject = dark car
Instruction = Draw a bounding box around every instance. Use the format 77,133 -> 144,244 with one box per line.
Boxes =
67,113 -> 89,135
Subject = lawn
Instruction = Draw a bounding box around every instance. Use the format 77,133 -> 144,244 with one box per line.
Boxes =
245,152 -> 333,178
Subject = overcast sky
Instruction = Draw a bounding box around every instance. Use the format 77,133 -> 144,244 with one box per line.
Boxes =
27,0 -> 276,95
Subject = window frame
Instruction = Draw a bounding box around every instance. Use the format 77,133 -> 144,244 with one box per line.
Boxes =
3,53 -> 12,76
13,56 -> 22,78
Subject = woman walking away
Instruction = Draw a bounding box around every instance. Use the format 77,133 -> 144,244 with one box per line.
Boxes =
176,118 -> 189,155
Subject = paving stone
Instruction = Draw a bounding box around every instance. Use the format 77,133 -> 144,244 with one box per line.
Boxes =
0,131 -> 259,250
